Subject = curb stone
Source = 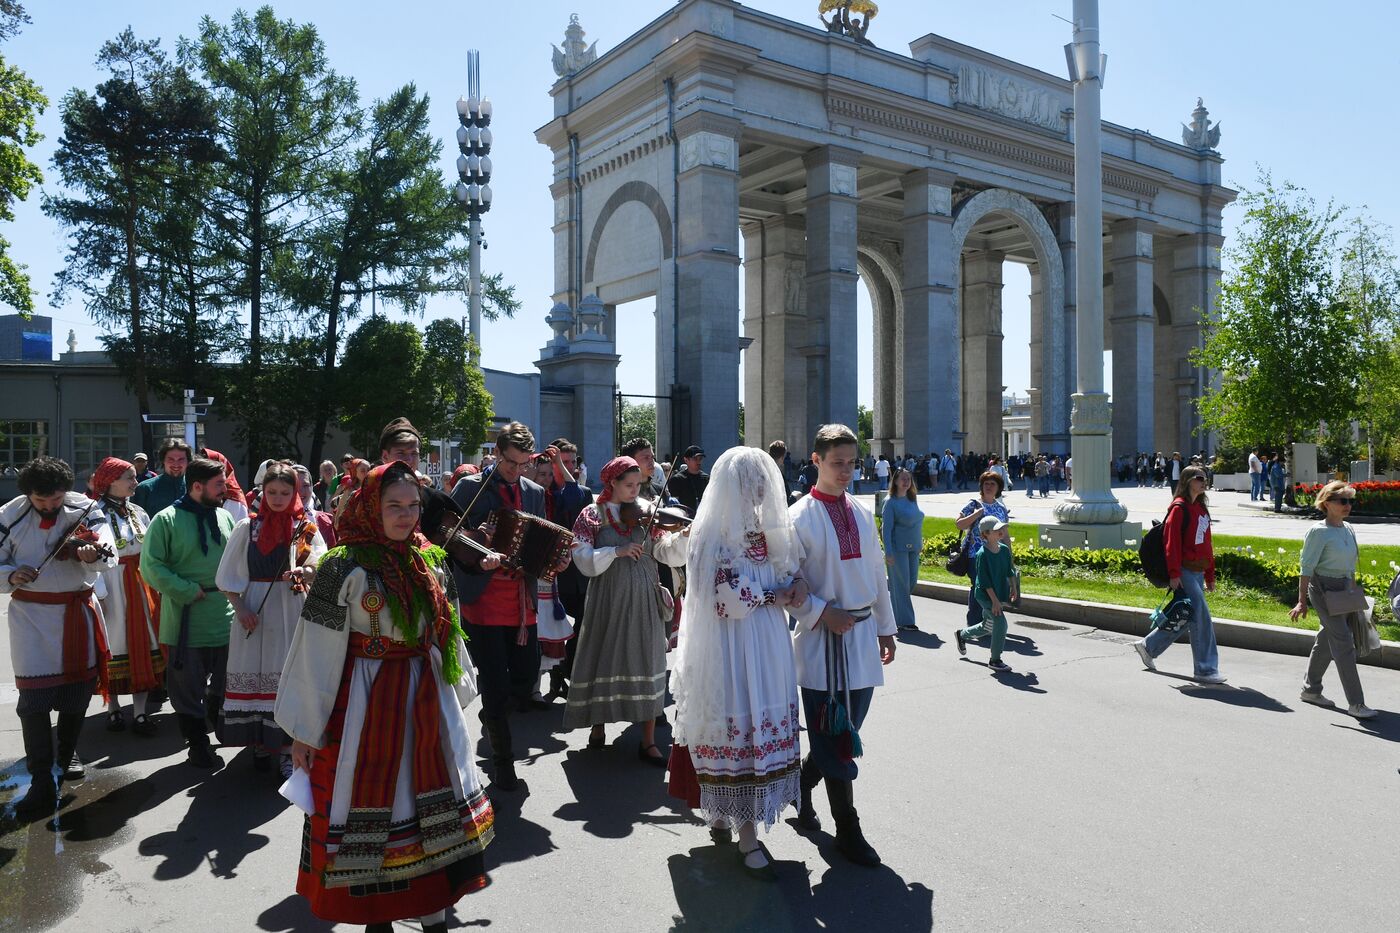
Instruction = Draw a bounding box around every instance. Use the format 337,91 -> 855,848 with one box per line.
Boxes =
915,580 -> 1400,671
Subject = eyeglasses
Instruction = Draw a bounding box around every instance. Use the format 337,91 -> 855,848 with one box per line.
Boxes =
1333,498 -> 1355,506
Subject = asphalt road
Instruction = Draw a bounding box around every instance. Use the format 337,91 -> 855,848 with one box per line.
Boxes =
3,592 -> 1399,933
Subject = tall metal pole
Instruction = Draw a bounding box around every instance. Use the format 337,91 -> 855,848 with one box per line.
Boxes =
466,51 -> 484,363
1050,0 -> 1129,542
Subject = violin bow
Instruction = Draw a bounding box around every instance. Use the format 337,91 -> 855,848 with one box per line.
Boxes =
639,450 -> 686,540
445,459 -> 500,541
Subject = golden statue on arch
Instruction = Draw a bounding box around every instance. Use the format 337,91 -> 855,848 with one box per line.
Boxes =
819,0 -> 878,46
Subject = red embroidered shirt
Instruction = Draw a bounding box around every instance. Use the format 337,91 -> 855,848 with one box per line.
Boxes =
810,488 -> 861,560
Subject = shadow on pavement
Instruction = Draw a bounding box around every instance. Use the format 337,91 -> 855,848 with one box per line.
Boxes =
1333,710 -> 1400,744
991,670 -> 1046,694
1173,685 -> 1292,712
136,750 -> 285,880
895,629 -> 942,650
1002,634 -> 1043,658
80,709 -> 187,771
256,893 -> 336,932
551,724 -> 692,841
666,838 -> 934,933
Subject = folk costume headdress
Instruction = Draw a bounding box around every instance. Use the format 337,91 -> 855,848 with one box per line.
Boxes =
334,462 -> 459,675
596,456 -> 640,505
201,447 -> 247,507
88,456 -> 133,500
250,465 -> 307,557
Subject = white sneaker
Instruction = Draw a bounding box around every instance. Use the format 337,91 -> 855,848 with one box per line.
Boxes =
1194,672 -> 1228,685
1347,704 -> 1379,720
1133,641 -> 1156,672
1299,690 -> 1335,708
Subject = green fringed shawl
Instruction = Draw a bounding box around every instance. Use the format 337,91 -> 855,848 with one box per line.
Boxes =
316,544 -> 469,684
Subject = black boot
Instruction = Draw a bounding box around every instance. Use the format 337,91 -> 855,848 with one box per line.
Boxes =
364,924 -> 393,933
55,711 -> 86,784
543,668 -> 568,702
824,777 -> 880,866
423,923 -> 449,933
795,756 -> 822,832
14,713 -> 57,821
484,718 -> 518,791
180,715 -> 221,769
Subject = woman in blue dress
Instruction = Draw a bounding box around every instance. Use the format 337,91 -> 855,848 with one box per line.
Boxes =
881,469 -> 925,631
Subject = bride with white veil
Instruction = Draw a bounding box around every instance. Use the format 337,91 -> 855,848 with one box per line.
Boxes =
668,446 -> 808,880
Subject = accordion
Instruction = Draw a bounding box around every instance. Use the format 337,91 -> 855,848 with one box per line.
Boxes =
490,509 -> 575,582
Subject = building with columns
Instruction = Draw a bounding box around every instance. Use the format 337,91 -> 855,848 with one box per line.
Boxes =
535,1 -> 1233,467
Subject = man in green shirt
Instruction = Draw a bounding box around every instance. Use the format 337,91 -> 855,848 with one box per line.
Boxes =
140,457 -> 235,768
132,437 -> 192,518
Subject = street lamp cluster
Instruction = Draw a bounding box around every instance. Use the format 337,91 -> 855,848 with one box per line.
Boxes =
455,94 -> 492,216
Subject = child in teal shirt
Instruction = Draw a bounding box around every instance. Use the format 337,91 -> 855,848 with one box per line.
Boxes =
955,516 -> 1016,671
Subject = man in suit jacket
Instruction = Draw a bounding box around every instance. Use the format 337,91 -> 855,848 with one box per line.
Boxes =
450,422 -> 551,791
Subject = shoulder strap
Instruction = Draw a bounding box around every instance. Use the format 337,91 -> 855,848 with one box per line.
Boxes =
0,502 -> 33,549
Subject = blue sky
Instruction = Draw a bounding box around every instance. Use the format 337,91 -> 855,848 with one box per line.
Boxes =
7,1 -> 1398,405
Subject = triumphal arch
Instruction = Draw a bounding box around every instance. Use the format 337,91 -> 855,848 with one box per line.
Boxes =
535,0 -> 1233,464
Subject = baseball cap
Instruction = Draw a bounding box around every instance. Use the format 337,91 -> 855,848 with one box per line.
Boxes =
683,445 -> 705,458
978,515 -> 1008,536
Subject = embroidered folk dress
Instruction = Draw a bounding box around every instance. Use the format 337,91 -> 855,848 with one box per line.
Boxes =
669,534 -> 801,829
95,499 -> 165,696
216,516 -> 326,747
273,551 -> 494,925
563,501 -> 688,728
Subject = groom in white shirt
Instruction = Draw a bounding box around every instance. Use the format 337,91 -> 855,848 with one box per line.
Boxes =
788,424 -> 897,866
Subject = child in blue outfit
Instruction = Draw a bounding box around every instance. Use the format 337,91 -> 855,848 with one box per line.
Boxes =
955,516 -> 1017,672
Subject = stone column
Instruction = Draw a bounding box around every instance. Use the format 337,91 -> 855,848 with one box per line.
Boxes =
1169,232 -> 1223,456
742,215 -> 808,452
549,177 -> 577,311
1027,264 -> 1045,445
674,111 -> 742,458
960,249 -> 1004,455
900,168 -> 958,454
1110,218 -> 1156,455
862,254 -> 899,454
803,145 -> 861,442
1053,202 -> 1078,417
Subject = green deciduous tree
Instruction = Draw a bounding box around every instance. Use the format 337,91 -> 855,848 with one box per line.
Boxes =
618,401 -> 656,453
186,6 -> 359,474
336,316 -> 494,456
44,29 -> 220,450
1338,215 -> 1400,471
0,3 -> 46,312
1193,173 -> 1365,492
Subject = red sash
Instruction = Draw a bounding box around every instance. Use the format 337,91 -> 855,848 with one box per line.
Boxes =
12,586 -> 109,692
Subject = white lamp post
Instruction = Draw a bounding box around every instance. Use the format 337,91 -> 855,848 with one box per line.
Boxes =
456,50 -> 493,362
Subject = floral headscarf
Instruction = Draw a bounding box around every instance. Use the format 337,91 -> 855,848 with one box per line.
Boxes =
596,455 -> 640,504
336,461 -> 452,647
89,457 -> 133,500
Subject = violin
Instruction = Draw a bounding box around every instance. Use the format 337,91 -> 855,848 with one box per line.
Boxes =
444,520 -> 503,574
56,523 -> 116,562
289,521 -> 319,594
616,500 -> 693,533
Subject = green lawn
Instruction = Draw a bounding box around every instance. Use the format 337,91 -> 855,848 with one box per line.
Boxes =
912,516 -> 1400,641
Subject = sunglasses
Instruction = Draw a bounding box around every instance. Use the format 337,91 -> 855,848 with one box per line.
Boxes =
1333,498 -> 1355,506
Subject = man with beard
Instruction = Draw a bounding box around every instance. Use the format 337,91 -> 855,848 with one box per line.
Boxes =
133,438 -> 193,517
1,457 -> 118,820
140,458 -> 236,769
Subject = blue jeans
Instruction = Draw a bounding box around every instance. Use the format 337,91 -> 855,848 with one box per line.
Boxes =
1272,480 -> 1285,510
1142,570 -> 1220,676
941,469 -> 953,492
1052,476 -> 1062,492
1249,472 -> 1264,500
1038,476 -> 1050,497
801,686 -> 873,782
886,549 -> 920,628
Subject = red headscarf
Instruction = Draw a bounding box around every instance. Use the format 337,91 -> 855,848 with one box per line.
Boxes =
336,462 -> 451,643
250,470 -> 307,557
596,455 -> 640,504
446,462 -> 479,493
201,447 -> 248,506
89,456 -> 133,500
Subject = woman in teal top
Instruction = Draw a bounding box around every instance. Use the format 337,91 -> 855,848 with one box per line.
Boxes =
1290,481 -> 1375,719
882,468 -> 925,630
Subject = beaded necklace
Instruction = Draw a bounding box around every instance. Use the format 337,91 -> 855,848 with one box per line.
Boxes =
104,497 -> 145,550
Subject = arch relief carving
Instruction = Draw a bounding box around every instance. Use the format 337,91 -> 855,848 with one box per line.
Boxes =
583,180 -> 674,286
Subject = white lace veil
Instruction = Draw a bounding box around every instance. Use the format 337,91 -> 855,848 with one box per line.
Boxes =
672,446 -> 801,750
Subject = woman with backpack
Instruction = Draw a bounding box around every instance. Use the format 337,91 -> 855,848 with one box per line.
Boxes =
1290,481 -> 1377,719
954,472 -> 1011,632
1131,465 -> 1227,684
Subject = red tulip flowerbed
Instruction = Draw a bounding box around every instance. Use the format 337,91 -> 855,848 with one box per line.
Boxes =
1294,481 -> 1400,516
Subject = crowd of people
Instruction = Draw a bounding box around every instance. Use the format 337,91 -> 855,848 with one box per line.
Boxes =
1,417 -> 1391,931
